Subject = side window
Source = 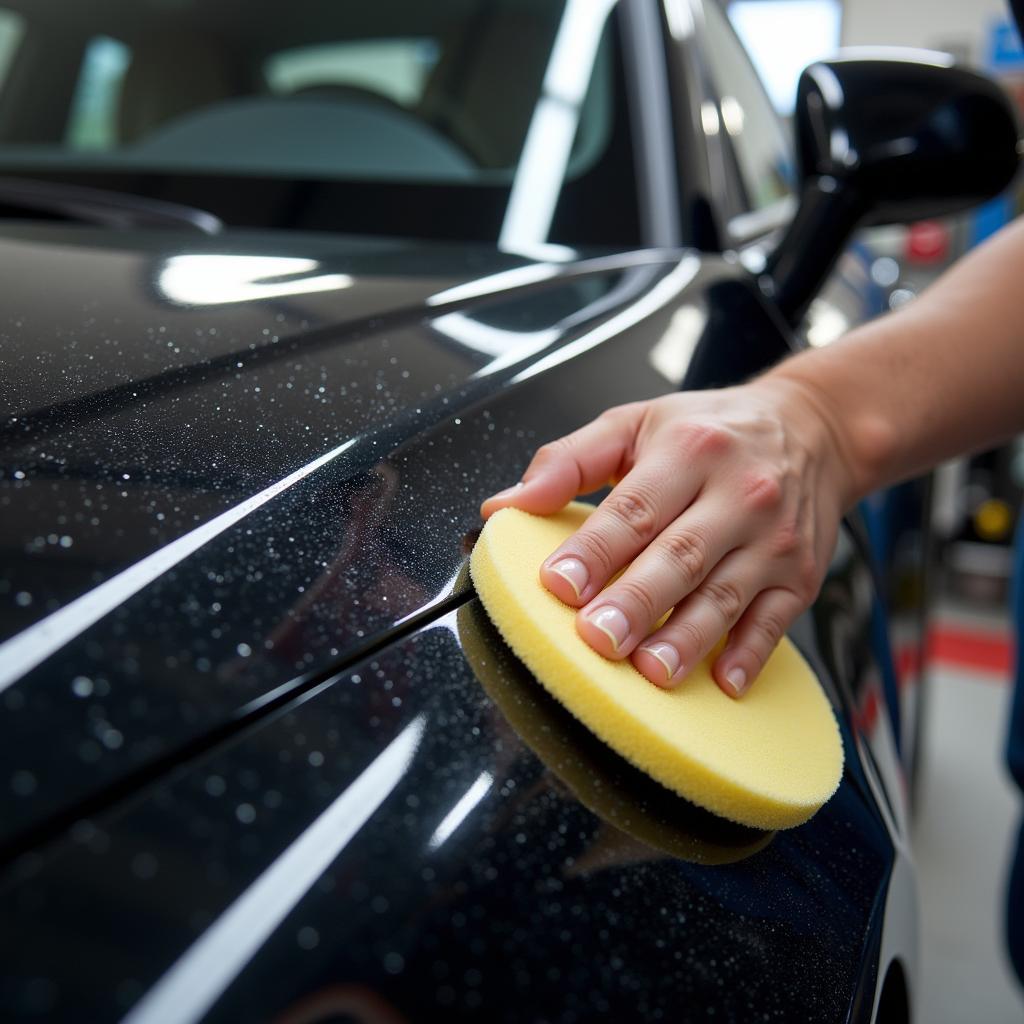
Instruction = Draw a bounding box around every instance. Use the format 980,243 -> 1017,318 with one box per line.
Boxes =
264,39 -> 441,108
66,35 -> 132,149
701,1 -> 795,216
727,0 -> 842,115
0,8 -> 25,94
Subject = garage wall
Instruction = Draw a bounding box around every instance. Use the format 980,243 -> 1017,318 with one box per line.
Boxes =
841,0 -> 1009,65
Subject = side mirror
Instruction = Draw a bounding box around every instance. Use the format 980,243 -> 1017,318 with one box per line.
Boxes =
767,50 -> 1020,324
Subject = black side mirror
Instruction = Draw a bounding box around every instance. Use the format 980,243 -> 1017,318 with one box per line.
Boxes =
767,50 -> 1020,324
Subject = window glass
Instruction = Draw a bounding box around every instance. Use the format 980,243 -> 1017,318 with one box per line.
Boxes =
265,39 -> 440,108
728,0 -> 841,115
0,8 -> 25,93
702,1 -> 795,214
0,2 -> 616,182
0,0 -> 635,248
66,35 -> 132,150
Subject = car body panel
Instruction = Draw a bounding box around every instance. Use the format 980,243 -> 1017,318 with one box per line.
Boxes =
0,225 -> 772,859
0,221 -> 910,1024
3,591 -> 894,1023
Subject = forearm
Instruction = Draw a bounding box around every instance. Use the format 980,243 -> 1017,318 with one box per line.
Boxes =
769,217 -> 1024,504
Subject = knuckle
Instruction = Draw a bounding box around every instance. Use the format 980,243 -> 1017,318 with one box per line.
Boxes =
669,420 -> 732,459
670,617 -> 708,657
598,404 -> 629,425
742,471 -> 783,513
604,486 -> 659,541
749,609 -> 788,649
533,439 -> 566,464
770,520 -> 801,559
702,578 -> 745,621
575,526 -> 617,576
659,528 -> 709,587
609,577 -> 660,624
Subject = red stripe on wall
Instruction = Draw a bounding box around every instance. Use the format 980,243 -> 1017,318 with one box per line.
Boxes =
928,624 -> 1013,676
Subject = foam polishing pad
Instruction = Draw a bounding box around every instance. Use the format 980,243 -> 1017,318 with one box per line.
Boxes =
458,599 -> 774,864
469,502 -> 844,830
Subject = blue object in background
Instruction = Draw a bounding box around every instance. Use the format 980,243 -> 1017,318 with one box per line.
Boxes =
988,17 -> 1024,70
973,19 -> 1024,248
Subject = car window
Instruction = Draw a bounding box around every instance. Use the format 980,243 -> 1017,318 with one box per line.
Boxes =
0,7 -> 24,92
0,0 -> 635,248
0,2 -> 611,181
66,35 -> 131,150
701,1 -> 795,218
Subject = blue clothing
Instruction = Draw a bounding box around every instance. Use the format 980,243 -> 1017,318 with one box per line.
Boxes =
1010,531 -> 1024,788
1006,527 -> 1024,984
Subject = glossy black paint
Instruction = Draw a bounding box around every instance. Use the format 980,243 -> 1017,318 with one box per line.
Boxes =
0,226 -> 710,855
3,592 -> 894,1024
769,54 -> 1020,321
0,217 -> 906,1021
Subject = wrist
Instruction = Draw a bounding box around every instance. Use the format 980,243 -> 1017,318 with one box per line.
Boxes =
757,362 -> 897,508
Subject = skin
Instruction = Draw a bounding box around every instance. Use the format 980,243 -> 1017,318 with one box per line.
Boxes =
481,218 -> 1024,698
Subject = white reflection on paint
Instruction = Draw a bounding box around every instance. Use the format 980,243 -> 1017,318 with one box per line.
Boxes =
430,311 -> 561,378
830,127 -> 855,166
647,304 -> 707,385
393,564 -> 465,628
427,771 -> 494,851
499,0 -> 617,250
122,716 -> 425,1024
807,62 -> 844,109
664,0 -> 695,40
432,312 -> 560,360
0,437 -> 358,691
426,262 -> 563,307
719,95 -> 745,137
511,255 -> 701,384
700,101 -> 721,137
159,255 -> 353,306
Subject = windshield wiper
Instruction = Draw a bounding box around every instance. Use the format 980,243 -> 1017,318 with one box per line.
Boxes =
0,177 -> 223,234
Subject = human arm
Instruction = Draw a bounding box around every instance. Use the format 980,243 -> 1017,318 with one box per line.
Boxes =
480,218 -> 1024,696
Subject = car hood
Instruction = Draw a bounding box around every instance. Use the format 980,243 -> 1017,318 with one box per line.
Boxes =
0,223 -> 718,853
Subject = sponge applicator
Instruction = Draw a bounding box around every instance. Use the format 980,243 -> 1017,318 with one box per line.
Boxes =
458,599 -> 775,864
470,502 -> 844,830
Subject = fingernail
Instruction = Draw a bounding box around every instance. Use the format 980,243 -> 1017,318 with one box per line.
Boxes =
587,605 -> 630,652
489,481 -> 524,501
725,667 -> 747,696
548,557 -> 588,599
638,642 -> 683,681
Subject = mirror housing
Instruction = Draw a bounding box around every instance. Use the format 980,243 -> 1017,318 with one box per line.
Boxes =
767,50 -> 1020,324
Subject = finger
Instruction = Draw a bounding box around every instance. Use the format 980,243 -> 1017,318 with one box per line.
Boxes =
480,404 -> 643,520
710,588 -> 805,698
629,555 -> 760,687
574,502 -> 743,659
540,449 -> 706,608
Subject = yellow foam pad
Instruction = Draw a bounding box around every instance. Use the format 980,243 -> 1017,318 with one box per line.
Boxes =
470,502 -> 844,830
458,600 -> 775,864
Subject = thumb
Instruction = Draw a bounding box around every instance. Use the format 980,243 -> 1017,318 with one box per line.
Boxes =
480,405 -> 643,520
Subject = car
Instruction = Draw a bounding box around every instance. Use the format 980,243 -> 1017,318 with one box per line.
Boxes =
0,1 -> 1017,1021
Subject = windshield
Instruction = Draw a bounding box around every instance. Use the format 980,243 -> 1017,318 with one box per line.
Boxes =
0,0 -> 639,248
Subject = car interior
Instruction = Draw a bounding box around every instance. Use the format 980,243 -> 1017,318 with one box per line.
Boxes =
0,0 -> 614,184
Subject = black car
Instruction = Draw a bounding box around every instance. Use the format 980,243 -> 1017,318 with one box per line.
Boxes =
0,1 -> 1017,1021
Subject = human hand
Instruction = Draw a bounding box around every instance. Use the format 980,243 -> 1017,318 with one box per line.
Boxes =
480,378 -> 858,697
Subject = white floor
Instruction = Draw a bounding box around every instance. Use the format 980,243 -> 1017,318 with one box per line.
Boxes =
913,652 -> 1024,1022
